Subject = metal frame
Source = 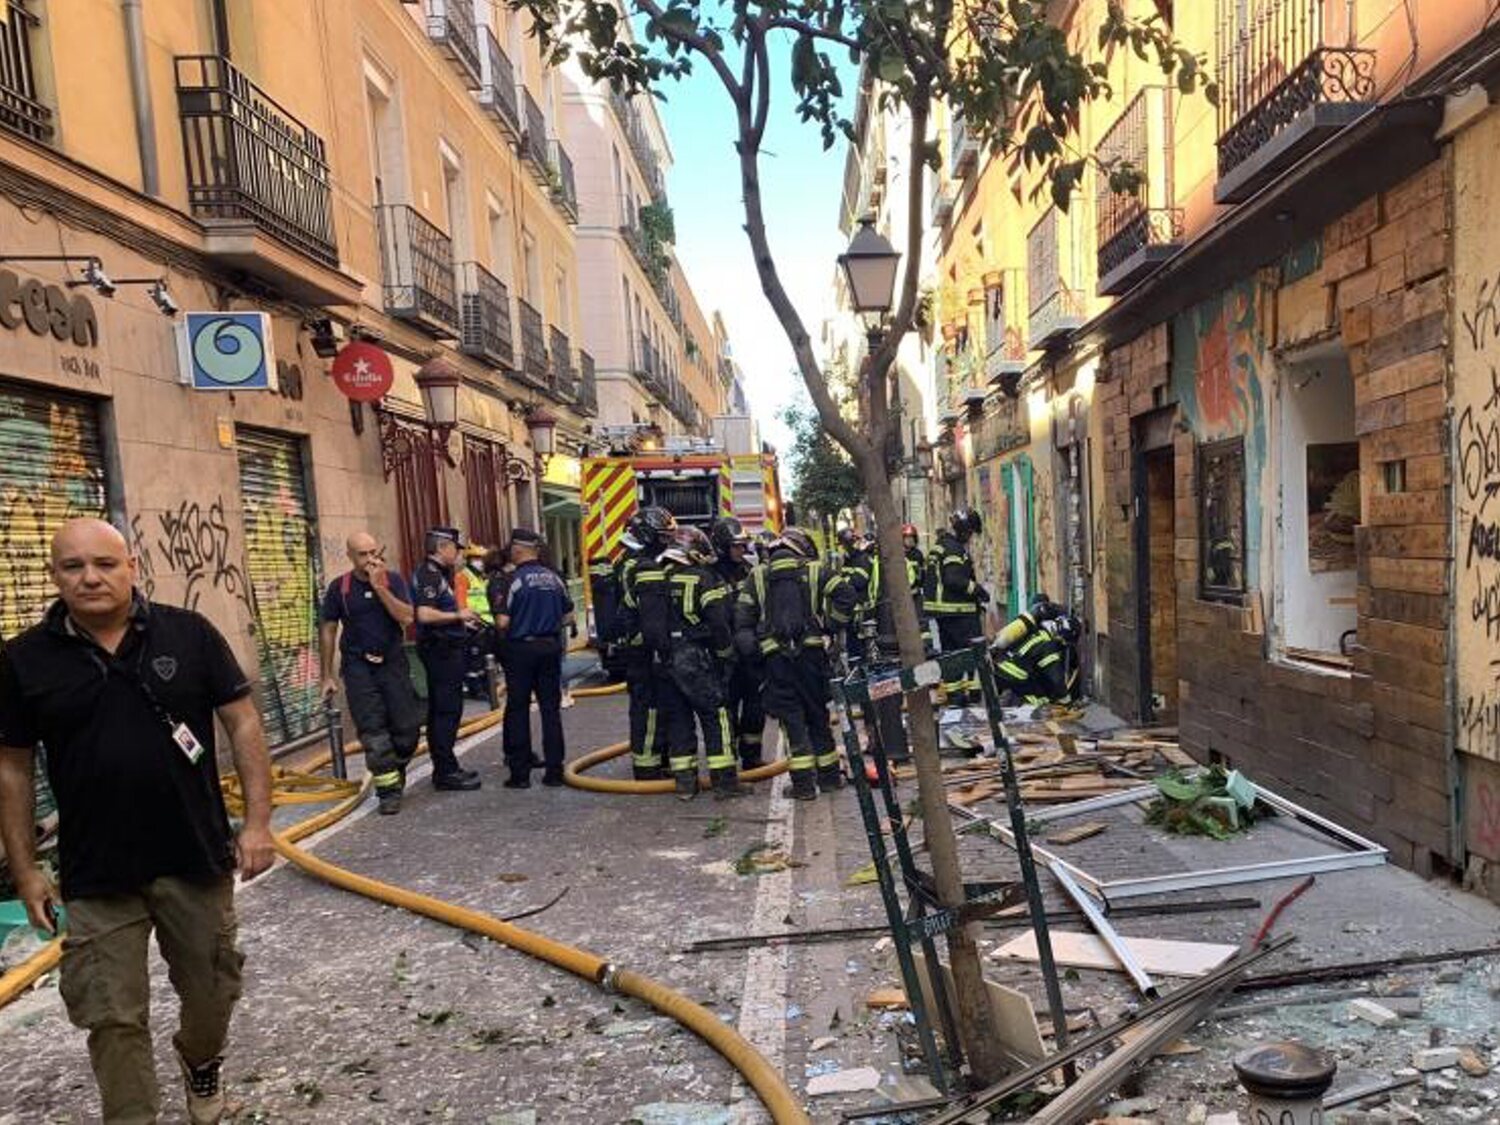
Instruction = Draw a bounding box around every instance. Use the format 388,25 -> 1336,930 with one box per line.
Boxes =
952,777 -> 1387,906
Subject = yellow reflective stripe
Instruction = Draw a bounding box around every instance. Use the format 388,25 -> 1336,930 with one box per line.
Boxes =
373,771 -> 402,788
643,708 -> 658,751
1037,653 -> 1061,667
700,586 -> 728,605
815,750 -> 840,768
788,754 -> 817,770
669,755 -> 698,772
719,708 -> 733,752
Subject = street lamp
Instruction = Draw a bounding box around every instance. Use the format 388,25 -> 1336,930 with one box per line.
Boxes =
414,354 -> 461,458
527,406 -> 558,469
838,217 -> 900,326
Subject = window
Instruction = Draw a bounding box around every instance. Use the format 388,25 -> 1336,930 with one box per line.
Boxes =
486,193 -> 511,282
612,146 -> 623,220
1198,437 -> 1246,603
1276,349 -> 1359,659
364,60 -> 406,204
440,141 -> 470,259
463,435 -> 508,548
554,266 -> 569,334
521,229 -> 539,301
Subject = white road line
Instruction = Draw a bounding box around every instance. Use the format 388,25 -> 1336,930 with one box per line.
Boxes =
730,728 -> 796,1125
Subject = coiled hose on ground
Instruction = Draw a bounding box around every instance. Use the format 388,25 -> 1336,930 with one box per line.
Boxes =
0,701 -> 810,1125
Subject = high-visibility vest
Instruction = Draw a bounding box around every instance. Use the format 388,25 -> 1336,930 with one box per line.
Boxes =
460,564 -> 494,625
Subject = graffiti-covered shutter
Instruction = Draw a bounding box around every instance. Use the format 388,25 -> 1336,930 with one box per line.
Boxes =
0,383 -> 107,639
236,428 -> 321,745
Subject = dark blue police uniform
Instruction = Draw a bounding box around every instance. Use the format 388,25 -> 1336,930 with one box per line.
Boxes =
411,555 -> 473,783
490,558 -> 572,785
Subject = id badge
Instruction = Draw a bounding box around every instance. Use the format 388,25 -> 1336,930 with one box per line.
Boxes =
171,722 -> 206,765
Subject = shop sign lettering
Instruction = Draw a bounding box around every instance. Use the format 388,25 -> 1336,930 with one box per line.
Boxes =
0,268 -> 99,348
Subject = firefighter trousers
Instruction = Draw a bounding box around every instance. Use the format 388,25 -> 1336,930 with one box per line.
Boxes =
762,648 -> 838,776
623,648 -> 666,772
659,646 -> 735,776
726,656 -> 766,768
341,651 -> 421,794
934,613 -> 983,705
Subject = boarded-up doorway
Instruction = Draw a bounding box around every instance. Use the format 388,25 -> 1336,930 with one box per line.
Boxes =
1133,409 -> 1178,723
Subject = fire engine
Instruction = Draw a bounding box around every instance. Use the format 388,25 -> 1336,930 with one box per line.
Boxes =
581,416 -> 783,638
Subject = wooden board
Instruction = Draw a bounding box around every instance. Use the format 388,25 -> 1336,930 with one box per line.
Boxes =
992,930 -> 1238,979
911,949 -> 1047,1062
1046,821 -> 1108,845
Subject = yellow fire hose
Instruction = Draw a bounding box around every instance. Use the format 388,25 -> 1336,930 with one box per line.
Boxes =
569,681 -> 628,698
565,740 -> 790,793
0,702 -> 810,1124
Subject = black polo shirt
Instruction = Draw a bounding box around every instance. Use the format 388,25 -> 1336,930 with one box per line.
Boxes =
0,598 -> 251,899
321,570 -> 412,662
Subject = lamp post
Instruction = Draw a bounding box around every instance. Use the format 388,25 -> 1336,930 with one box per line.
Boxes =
413,354 -> 461,463
527,406 -> 557,473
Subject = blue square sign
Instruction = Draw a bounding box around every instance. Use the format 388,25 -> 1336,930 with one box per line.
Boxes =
178,312 -> 277,391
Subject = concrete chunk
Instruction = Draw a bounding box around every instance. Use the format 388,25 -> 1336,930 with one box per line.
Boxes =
1349,998 -> 1401,1027
1412,1046 -> 1460,1071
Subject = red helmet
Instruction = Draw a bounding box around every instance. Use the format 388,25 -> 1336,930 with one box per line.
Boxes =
901,523 -> 919,539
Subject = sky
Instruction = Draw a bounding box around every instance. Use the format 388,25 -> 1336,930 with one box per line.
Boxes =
653,41 -> 856,454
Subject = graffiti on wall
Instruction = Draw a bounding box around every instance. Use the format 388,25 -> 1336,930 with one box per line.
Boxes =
0,399 -> 107,638
155,499 -> 254,614
1172,279 -> 1271,587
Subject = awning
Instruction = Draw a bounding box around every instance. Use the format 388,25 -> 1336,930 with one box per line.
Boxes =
1075,96 -> 1445,355
542,485 -> 582,521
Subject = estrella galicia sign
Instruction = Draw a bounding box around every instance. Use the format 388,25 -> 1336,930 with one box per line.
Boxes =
177,312 -> 277,392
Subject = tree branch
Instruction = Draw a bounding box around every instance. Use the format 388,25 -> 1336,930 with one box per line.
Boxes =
867,85 -> 930,385
749,22 -> 771,151
630,0 -> 744,100
762,16 -> 861,52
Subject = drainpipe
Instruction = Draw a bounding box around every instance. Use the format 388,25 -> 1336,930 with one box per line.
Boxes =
121,0 -> 161,198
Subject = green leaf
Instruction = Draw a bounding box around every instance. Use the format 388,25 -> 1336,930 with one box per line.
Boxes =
877,52 -> 905,83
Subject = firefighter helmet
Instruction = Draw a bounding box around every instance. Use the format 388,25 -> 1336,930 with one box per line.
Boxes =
836,527 -> 857,551
950,507 -> 983,540
776,527 -> 818,560
901,523 -> 919,540
675,526 -> 716,565
626,506 -> 677,554
709,516 -> 749,556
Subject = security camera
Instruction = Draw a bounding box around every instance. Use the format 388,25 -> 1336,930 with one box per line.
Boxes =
148,280 -> 179,317
82,258 -> 116,298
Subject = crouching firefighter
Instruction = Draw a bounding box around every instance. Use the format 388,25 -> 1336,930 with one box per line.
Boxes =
615,507 -> 676,780
711,517 -> 767,770
925,508 -> 988,706
990,595 -> 1081,705
639,527 -> 741,801
736,527 -> 858,801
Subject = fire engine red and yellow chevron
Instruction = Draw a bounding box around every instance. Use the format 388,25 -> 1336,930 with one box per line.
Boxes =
582,459 -> 637,562
719,463 -> 733,520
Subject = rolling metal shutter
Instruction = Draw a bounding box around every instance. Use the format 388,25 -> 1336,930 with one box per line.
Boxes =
236,428 -> 322,745
0,382 -> 107,639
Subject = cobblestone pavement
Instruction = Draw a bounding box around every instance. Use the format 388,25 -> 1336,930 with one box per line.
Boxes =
2,695 -> 1498,1124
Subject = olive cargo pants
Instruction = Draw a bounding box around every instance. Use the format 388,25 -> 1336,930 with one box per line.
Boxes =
60,875 -> 243,1124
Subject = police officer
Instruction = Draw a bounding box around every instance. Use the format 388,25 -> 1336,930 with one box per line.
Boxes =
615,507 -> 676,780
318,531 -> 423,815
491,528 -> 574,788
710,517 -> 766,771
412,527 -> 482,791
925,508 -> 988,708
735,527 -> 857,801
458,545 -> 496,699
649,527 -> 739,801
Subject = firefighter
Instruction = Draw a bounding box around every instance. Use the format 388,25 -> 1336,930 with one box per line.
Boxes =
710,517 -> 766,770
990,595 -> 1076,704
735,527 -> 858,801
901,522 -> 930,645
457,545 -> 496,699
615,507 -> 676,780
837,529 -> 879,667
925,508 -> 988,708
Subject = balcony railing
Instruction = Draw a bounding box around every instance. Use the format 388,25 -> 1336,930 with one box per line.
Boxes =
424,0 -> 482,89
0,0 -> 51,143
550,139 -> 578,223
478,27 -> 520,142
578,350 -> 598,416
948,111 -> 978,180
176,55 -> 337,265
610,89 -> 667,199
549,326 -> 577,400
1215,0 -> 1375,203
517,297 -> 548,387
981,269 -> 1028,386
458,261 -> 513,368
971,394 -> 1028,463
519,86 -> 550,182
637,332 -> 667,396
377,204 -> 458,335
1026,205 -> 1088,350
931,180 -> 956,228
1095,87 -> 1183,296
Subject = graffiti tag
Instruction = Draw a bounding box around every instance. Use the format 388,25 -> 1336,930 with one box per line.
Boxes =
155,498 -> 252,613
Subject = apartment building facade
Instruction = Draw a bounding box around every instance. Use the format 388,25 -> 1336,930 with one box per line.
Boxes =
922,0 -> 1500,895
0,0 -> 726,745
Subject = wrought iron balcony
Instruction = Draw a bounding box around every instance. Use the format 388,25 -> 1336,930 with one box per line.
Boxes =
971,394 -> 1028,463
1026,204 -> 1088,350
980,269 -> 1028,386
176,55 -> 337,266
610,89 -> 666,199
549,139 -> 578,224
478,26 -> 520,142
0,0 -> 51,143
519,86 -> 550,183
377,203 -> 458,335
637,332 -> 667,397
577,350 -> 598,416
948,111 -> 978,180
931,180 -> 956,228
549,326 -> 577,401
423,0 -> 482,89
1096,87 -> 1184,296
1215,0 -> 1375,203
517,297 -> 549,388
458,261 -> 513,368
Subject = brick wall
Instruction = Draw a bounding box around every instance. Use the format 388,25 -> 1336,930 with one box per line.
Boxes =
1098,157 -> 1455,876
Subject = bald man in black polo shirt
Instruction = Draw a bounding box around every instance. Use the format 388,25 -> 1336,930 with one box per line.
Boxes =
0,518 -> 273,1124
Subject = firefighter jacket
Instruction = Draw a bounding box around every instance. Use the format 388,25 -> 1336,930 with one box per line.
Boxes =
841,546 -> 878,617
734,551 -> 858,658
614,552 -> 660,650
666,562 -> 735,659
924,531 -> 985,618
